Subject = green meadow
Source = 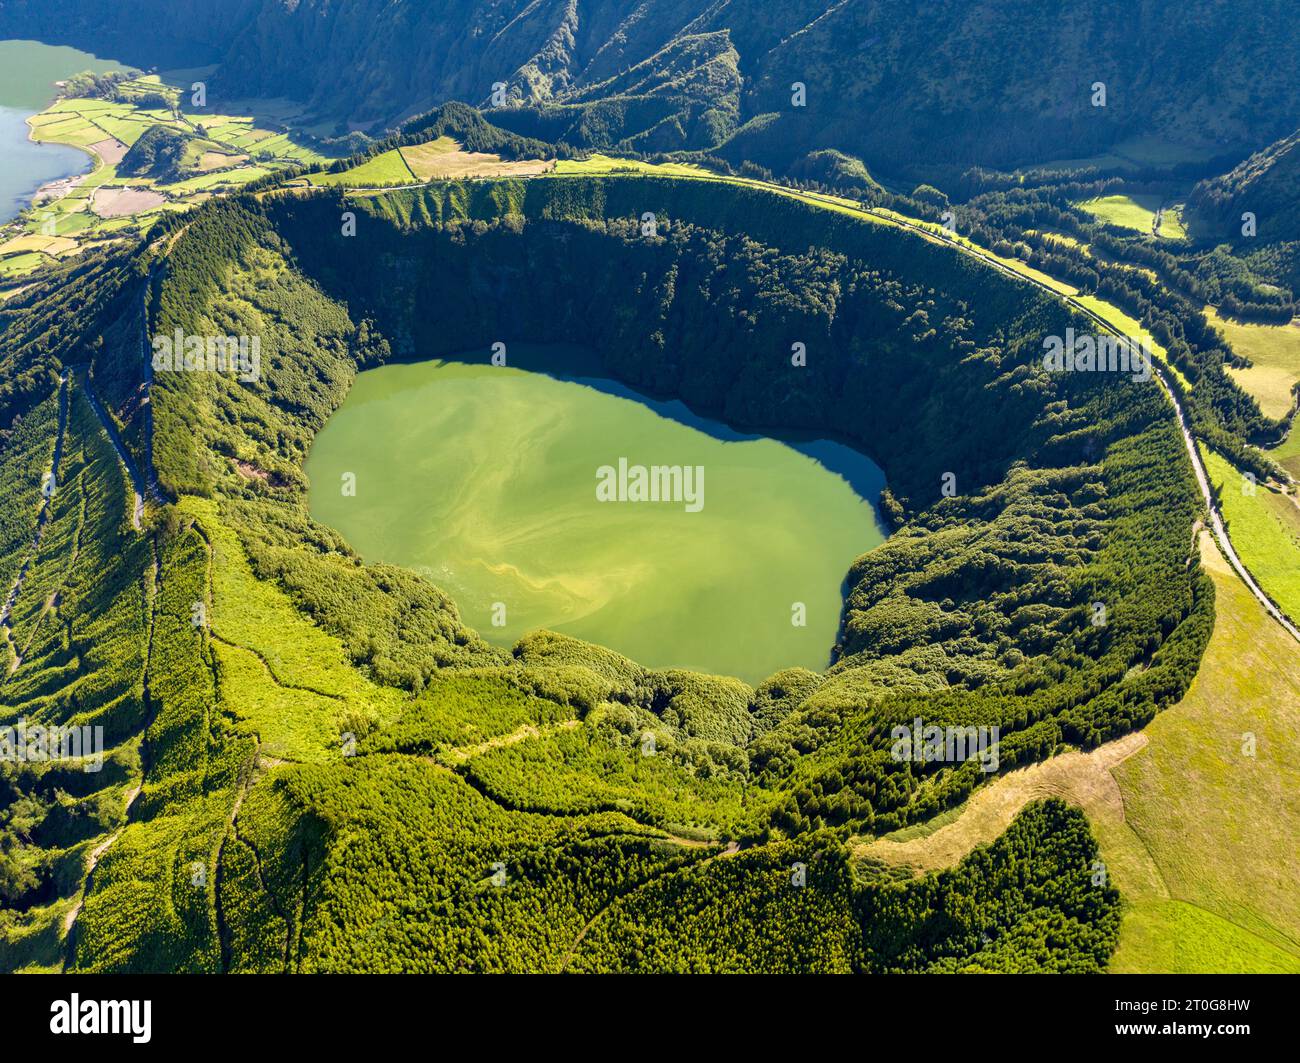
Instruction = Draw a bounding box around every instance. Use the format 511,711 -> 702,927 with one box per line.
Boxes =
1075,194 -> 1187,238
310,148 -> 416,187
1202,446 -> 1300,624
1107,533 -> 1300,972
1205,305 -> 1300,423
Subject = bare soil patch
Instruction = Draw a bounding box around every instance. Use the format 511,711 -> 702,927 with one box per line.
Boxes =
89,137 -> 128,165
91,187 -> 167,218
197,151 -> 248,172
400,144 -> 555,181
32,174 -> 85,207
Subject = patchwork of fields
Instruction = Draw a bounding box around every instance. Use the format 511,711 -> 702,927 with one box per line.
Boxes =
0,73 -> 336,282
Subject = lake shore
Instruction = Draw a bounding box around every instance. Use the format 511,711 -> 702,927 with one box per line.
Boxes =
0,39 -> 125,223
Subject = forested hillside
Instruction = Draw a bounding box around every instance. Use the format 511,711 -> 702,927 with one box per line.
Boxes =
3,0 -> 1299,178
1190,128 -> 1300,248
0,166 -> 1212,970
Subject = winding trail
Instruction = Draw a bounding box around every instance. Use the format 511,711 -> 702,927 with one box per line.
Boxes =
437,718 -> 580,765
61,271 -> 165,534
137,279 -> 163,503
61,780 -> 143,955
558,838 -> 739,973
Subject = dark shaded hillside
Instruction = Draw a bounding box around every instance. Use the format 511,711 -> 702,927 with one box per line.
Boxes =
1185,129 -> 1300,245
4,0 -> 1300,178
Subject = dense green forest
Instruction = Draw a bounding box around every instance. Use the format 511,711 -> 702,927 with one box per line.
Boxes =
0,158 -> 1217,972
118,125 -> 194,182
2,0 -> 1299,984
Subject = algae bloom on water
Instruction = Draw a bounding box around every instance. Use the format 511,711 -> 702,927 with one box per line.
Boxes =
305,350 -> 887,683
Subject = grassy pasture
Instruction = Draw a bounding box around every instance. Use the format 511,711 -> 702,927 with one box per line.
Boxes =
1034,136 -> 1224,174
554,154 -> 713,178
0,252 -> 48,276
1106,532 -> 1300,970
398,138 -> 555,180
1202,446 -> 1300,623
0,233 -> 78,256
1075,194 -> 1187,238
27,113 -> 106,149
165,166 -> 274,193
310,149 -> 417,187
1270,430 -> 1300,481
1205,305 -> 1300,423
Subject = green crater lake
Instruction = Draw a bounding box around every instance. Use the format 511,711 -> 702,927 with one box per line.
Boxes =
0,40 -> 124,222
305,348 -> 887,682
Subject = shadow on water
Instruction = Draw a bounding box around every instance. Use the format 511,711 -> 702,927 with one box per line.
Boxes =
429,342 -> 890,515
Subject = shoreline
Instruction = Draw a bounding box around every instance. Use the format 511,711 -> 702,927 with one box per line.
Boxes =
2,46 -> 127,222
23,107 -> 105,211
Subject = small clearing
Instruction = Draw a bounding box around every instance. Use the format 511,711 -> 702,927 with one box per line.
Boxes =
92,187 -> 167,218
